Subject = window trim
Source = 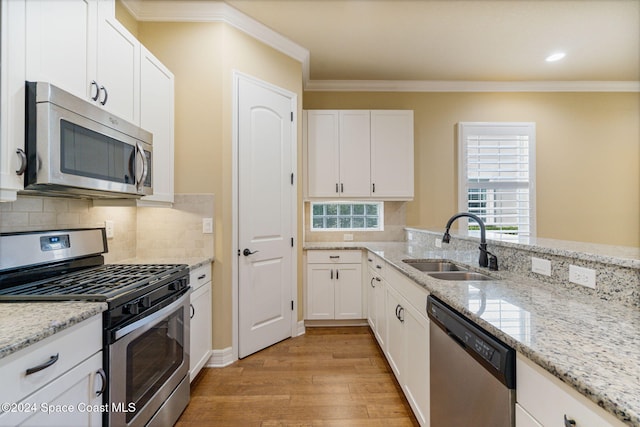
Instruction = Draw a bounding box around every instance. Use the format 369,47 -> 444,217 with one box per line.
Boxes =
309,201 -> 384,232
457,122 -> 536,240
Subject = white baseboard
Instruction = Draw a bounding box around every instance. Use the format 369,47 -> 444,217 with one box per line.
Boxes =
304,319 -> 369,327
296,320 -> 306,336
207,347 -> 234,368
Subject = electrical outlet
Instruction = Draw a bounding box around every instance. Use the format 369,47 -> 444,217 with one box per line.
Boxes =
531,257 -> 551,276
435,238 -> 442,248
343,233 -> 354,241
202,218 -> 213,234
569,265 -> 596,289
407,232 -> 413,241
104,220 -> 114,239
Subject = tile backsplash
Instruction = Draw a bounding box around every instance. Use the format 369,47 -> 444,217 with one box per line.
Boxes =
0,194 -> 214,263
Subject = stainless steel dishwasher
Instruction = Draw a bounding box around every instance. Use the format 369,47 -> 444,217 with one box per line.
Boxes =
427,296 -> 516,427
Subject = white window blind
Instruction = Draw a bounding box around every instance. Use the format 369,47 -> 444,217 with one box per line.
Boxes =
458,122 -> 536,241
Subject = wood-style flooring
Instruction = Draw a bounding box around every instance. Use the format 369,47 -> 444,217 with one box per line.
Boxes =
177,326 -> 419,426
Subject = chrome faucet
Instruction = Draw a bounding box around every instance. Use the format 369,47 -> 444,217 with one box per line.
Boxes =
442,212 -> 498,270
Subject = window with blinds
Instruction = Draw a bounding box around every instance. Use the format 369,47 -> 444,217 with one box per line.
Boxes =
458,122 -> 536,241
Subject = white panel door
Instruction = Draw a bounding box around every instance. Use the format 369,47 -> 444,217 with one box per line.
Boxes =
25,0 -> 97,100
307,110 -> 340,197
96,4 -> 139,123
339,110 -> 371,197
238,77 -> 295,359
371,110 -> 414,199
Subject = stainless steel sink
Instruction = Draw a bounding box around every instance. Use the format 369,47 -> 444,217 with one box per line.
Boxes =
427,271 -> 494,281
402,259 -> 465,272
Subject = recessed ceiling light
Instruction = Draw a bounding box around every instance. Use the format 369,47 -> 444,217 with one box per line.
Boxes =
546,52 -> 566,62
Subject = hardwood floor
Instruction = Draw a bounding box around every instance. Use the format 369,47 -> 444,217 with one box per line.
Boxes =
177,326 -> 419,426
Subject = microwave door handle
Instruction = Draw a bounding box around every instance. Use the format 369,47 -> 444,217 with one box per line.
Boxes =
135,143 -> 148,191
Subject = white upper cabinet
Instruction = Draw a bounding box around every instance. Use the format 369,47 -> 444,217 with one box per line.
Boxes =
0,0 -> 27,201
138,46 -> 175,205
25,0 -> 140,124
371,110 -> 414,199
306,109 -> 414,200
339,111 -> 371,197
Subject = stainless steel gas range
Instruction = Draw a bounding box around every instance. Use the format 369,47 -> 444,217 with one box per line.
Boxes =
0,228 -> 191,427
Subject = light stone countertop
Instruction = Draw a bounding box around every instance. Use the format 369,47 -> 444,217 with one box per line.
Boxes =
0,302 -> 107,360
304,241 -> 640,426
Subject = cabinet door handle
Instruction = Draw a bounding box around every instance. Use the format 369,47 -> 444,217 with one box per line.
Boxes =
99,85 -> 108,105
398,306 -> 405,323
370,277 -> 376,288
26,353 -> 59,376
15,148 -> 27,175
330,269 -> 333,280
395,304 -> 400,319
336,269 -> 339,280
564,415 -> 576,427
95,368 -> 107,396
372,183 -> 376,193
190,303 -> 195,319
341,183 -> 344,193
90,80 -> 100,101
335,183 -> 339,193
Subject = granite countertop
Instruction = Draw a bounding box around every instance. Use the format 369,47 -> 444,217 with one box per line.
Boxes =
118,256 -> 213,270
304,241 -> 640,426
0,302 -> 107,360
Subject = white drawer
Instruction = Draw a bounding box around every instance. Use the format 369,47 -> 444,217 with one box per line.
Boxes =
365,251 -> 386,277
190,263 -> 212,291
516,354 -> 626,427
307,250 -> 362,264
385,263 -> 429,316
0,314 -> 102,406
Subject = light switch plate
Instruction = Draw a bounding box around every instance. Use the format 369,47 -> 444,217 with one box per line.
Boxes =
202,218 -> 213,234
531,257 -> 551,276
435,238 -> 442,248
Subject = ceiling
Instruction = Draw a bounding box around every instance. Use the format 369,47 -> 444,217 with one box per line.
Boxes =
224,0 -> 639,84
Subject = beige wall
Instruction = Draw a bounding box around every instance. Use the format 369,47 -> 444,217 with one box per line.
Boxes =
137,22 -> 303,349
304,92 -> 640,247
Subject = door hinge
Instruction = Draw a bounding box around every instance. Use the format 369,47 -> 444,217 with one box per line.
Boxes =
291,237 -> 294,247
290,172 -> 294,185
291,112 -> 293,122
291,300 -> 294,311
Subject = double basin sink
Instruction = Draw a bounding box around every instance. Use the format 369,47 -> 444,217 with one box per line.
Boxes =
402,259 -> 494,281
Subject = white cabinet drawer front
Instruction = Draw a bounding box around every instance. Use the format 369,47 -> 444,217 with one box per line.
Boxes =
307,250 -> 362,264
516,403 -> 543,427
365,252 -> 386,278
0,315 -> 102,405
190,263 -> 212,292
385,263 -> 429,316
516,354 -> 626,427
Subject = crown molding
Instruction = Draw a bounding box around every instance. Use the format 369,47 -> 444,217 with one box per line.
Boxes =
120,1 -> 638,93
304,79 -> 640,93
120,0 -> 310,83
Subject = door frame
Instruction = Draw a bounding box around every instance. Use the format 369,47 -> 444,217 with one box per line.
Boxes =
231,71 -> 298,361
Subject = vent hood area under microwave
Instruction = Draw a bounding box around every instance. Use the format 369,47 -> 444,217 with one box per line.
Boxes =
20,81 -> 153,200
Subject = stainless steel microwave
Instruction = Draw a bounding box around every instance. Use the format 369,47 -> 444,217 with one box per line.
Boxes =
22,81 -> 152,199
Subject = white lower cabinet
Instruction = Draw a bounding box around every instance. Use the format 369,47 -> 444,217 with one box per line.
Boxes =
0,314 -> 104,427
189,263 -> 212,382
516,353 -> 626,427
306,250 -> 363,320
384,278 -> 430,427
365,254 -> 386,348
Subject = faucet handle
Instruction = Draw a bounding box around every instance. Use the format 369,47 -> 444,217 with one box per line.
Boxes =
487,252 -> 499,271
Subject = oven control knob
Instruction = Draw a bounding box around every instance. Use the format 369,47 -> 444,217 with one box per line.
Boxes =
138,296 -> 150,310
123,303 -> 139,315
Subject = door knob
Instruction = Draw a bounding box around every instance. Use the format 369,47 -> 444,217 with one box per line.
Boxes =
243,248 -> 258,256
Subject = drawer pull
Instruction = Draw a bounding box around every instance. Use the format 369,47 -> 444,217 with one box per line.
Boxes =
564,415 -> 576,427
26,353 -> 59,376
376,265 -> 382,269
197,274 -> 206,280
329,255 -> 340,259
95,369 -> 107,396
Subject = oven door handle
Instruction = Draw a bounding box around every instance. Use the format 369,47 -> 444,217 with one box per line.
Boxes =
114,290 -> 189,341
